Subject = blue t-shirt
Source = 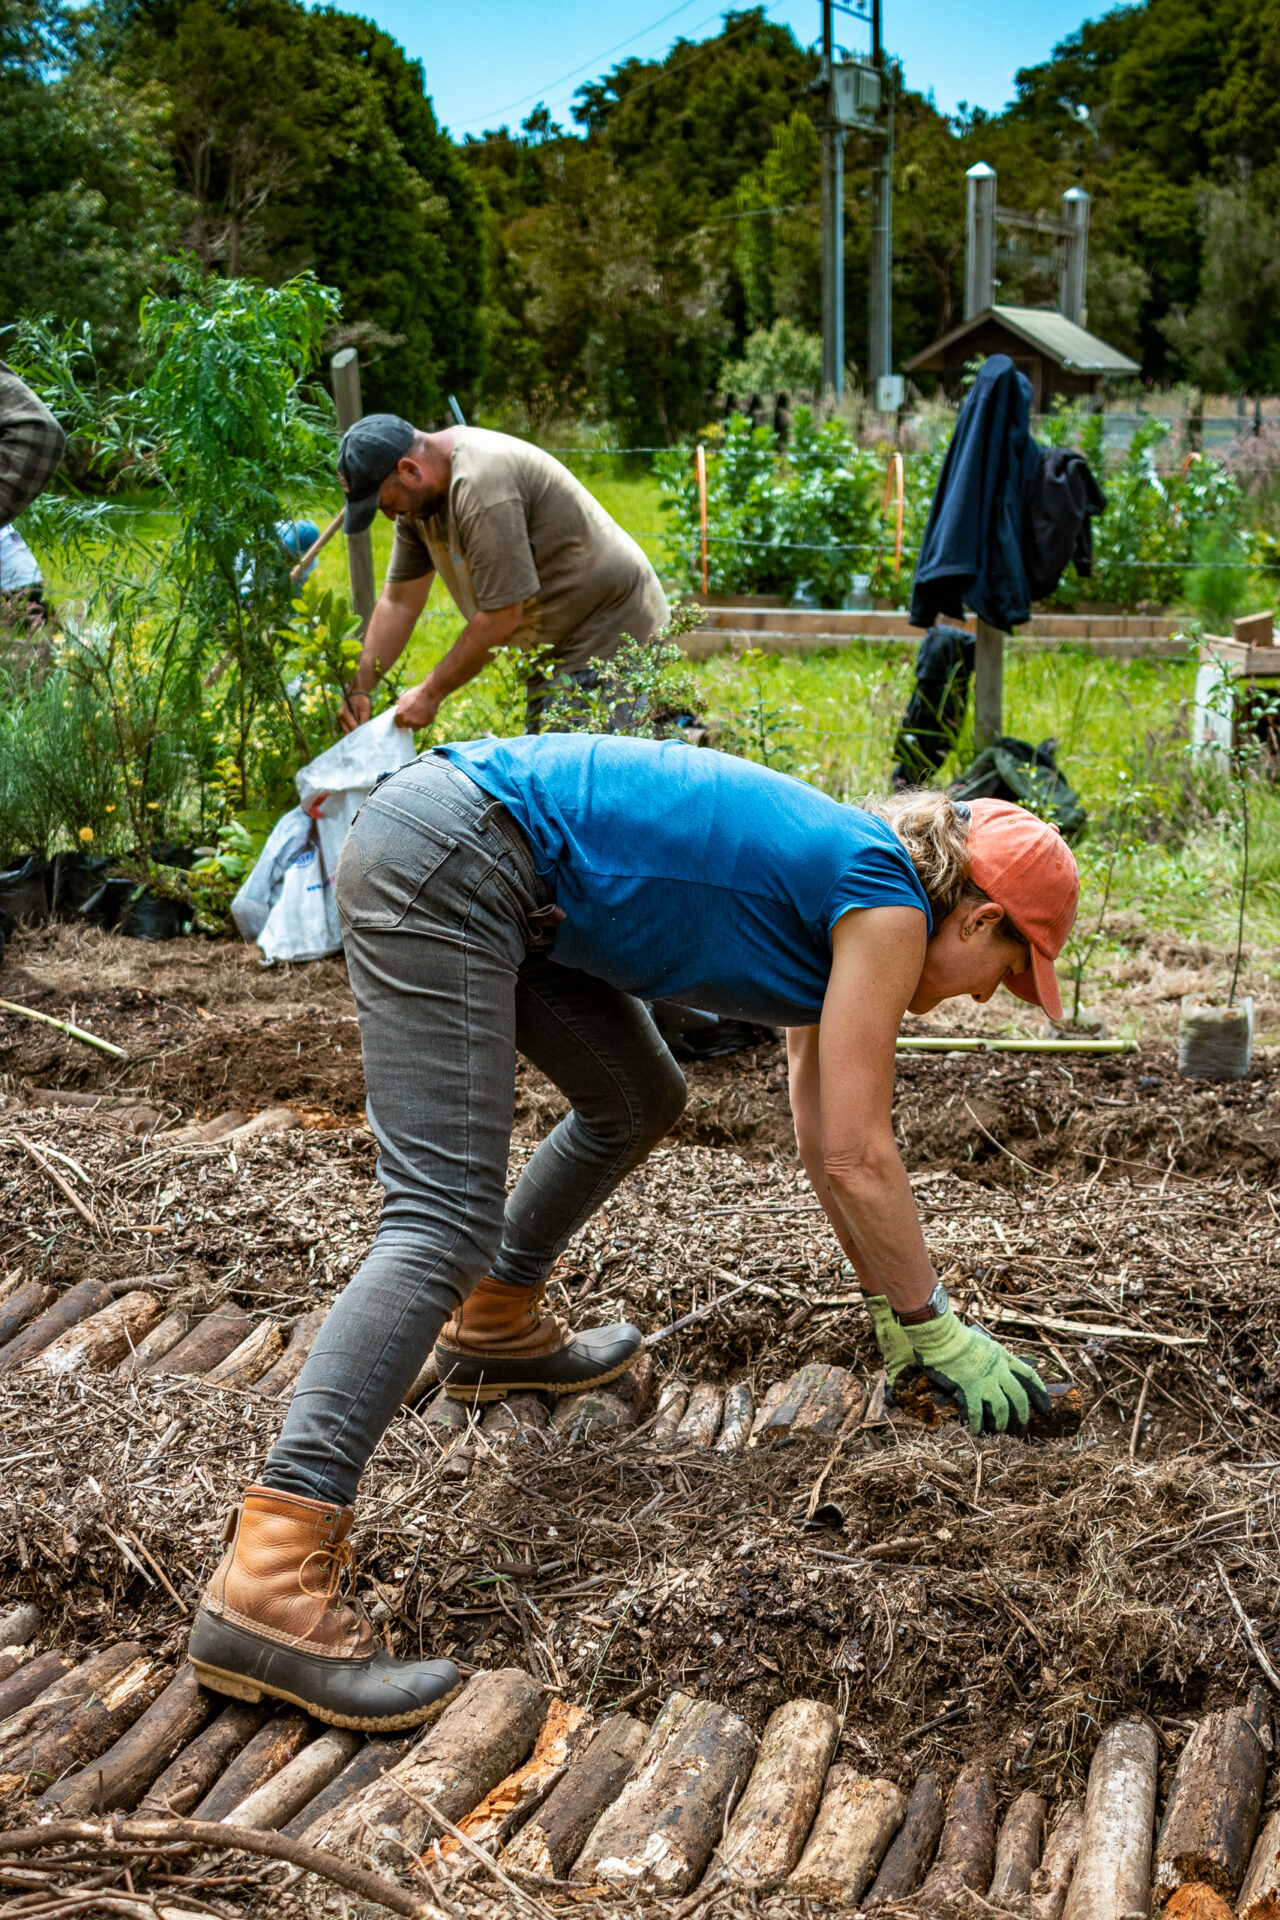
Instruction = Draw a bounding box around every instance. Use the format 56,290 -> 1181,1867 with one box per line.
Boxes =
436,735 -> 931,1027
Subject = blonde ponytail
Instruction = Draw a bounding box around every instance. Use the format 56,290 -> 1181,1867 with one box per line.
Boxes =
865,788 -> 1027,943
864,788 -> 972,922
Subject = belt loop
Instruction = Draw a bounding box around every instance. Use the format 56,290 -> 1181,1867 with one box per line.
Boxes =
476,799 -> 505,833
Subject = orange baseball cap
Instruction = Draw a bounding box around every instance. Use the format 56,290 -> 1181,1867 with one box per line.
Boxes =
966,799 -> 1079,1022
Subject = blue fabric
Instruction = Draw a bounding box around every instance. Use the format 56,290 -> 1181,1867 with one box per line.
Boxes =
436,735 -> 931,1027
909,355 -> 1044,635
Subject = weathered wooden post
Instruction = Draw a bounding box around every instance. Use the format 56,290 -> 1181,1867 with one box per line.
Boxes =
975,618 -> 1004,749
330,348 -> 378,631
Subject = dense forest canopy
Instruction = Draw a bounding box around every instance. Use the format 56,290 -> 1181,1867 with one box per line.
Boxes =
4,0 -> 1280,439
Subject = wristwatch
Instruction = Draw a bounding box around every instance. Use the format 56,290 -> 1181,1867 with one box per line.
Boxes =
893,1279 -> 950,1326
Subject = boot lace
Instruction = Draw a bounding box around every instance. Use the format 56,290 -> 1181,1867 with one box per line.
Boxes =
298,1538 -> 356,1604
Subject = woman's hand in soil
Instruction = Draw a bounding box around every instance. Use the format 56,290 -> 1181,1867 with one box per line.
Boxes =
862,1292 -> 916,1384
906,1308 -> 1052,1436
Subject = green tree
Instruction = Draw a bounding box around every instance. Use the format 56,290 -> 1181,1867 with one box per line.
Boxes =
0,1 -> 183,372
733,109 -> 820,335
113,0 -> 485,420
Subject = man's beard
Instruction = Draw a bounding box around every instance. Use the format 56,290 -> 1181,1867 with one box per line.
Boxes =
400,476 -> 449,518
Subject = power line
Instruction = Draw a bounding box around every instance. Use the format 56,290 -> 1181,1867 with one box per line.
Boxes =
452,0 -> 707,133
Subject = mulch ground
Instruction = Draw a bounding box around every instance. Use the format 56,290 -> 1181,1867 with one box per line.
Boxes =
2,922 -> 1280,1917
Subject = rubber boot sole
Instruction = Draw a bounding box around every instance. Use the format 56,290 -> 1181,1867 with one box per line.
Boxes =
188,1610 -> 464,1732
189,1657 -> 464,1731
436,1348 -> 639,1404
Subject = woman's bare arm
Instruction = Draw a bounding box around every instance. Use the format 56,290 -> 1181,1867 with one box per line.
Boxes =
789,907 -> 937,1313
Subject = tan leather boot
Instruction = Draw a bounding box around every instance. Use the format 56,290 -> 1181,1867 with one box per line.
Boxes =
434,1276 -> 642,1401
188,1486 -> 459,1730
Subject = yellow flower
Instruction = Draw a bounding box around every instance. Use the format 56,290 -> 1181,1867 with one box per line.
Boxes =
105,805 -> 116,813
78,826 -> 94,843
146,801 -> 159,810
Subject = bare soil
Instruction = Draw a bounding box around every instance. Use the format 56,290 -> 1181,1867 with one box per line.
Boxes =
2,922 -> 1280,1913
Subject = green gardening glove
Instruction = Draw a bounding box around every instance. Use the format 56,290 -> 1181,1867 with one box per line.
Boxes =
907,1307 -> 1052,1437
862,1292 -> 917,1386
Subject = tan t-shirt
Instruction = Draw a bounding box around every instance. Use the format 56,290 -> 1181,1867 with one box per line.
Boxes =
386,428 -> 668,672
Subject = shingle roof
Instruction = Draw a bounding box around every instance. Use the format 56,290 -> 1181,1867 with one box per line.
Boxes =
904,305 -> 1141,377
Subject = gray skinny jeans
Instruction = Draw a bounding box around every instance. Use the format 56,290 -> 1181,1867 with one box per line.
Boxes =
263,754 -> 686,1507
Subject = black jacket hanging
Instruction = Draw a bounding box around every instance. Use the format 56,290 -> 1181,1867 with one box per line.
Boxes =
1024,447 -> 1107,601
909,355 -> 1041,635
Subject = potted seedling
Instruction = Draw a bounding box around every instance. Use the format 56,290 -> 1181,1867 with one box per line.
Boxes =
1179,642 -> 1280,1079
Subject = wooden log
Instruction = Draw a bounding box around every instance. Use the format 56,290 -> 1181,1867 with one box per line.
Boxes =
865,1770 -> 945,1907
791,1364 -> 865,1437
751,1365 -> 839,1446
161,1110 -> 249,1144
789,1765 -> 905,1903
0,1644 -> 148,1765
0,1653 -> 169,1802
403,1351 -> 438,1409
0,1647 -> 32,1687
0,1279 -> 117,1373
191,1710 -> 314,1821
139,1701 -> 270,1817
989,1791 -> 1048,1903
505,1715 -> 647,1879
0,1652 -> 73,1723
649,1382 -> 689,1442
674,1383 -> 724,1449
716,1383 -> 754,1451
418,1387 -> 469,1441
0,1283 -> 53,1350
715,1697 -> 839,1885
319,1668 -> 547,1868
1162,1886 -> 1235,1920
223,1727 -> 360,1831
614,1347 -> 654,1418
1029,1798 -> 1084,1920
0,1605 -> 40,1655
1153,1689 -> 1268,1898
223,1105 -> 302,1142
551,1386 -> 635,1440
283,1735 -> 411,1841
39,1666 -> 215,1815
27,1290 -> 161,1377
147,1303 -> 250,1377
481,1393 -> 549,1441
1061,1719 -> 1158,1920
1235,1808 -> 1280,1920
204,1318 -> 288,1389
255,1307 -> 328,1398
439,1698 -> 594,1860
573,1690 -> 758,1895
115,1309 -> 191,1380
918,1762 -> 998,1906
748,1377 -> 792,1443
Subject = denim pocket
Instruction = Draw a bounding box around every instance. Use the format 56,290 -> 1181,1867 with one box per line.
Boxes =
337,801 -> 459,930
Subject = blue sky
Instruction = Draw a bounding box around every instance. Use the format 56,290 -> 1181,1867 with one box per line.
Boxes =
359,1 -> 1111,140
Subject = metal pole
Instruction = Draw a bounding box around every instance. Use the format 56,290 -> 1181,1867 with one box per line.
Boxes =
819,0 -> 843,399
330,348 -> 377,632
868,1 -> 892,387
964,163 -> 997,321
975,618 -> 1004,750
1059,188 -> 1090,326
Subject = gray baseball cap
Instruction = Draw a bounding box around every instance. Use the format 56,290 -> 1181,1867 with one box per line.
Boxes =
337,414 -> 416,534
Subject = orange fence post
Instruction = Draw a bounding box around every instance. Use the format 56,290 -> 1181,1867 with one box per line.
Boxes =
695,443 -> 709,595
882,451 -> 905,576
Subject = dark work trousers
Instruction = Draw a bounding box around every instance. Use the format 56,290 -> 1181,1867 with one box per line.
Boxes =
262,754 -> 686,1507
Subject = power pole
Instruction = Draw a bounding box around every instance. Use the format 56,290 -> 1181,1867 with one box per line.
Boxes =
819,0 -> 844,400
867,0 -> 893,390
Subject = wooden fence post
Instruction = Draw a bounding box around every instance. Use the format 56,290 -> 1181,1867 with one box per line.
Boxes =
975,618 -> 1004,749
330,349 -> 378,631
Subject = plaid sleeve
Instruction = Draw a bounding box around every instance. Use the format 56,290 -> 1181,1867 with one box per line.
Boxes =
0,361 -> 66,527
